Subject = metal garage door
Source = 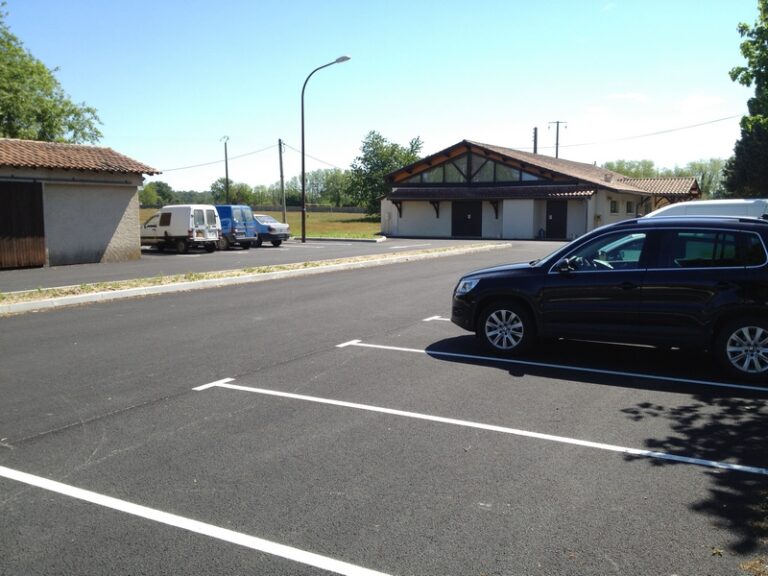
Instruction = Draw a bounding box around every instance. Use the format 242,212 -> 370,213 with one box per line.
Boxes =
0,182 -> 45,269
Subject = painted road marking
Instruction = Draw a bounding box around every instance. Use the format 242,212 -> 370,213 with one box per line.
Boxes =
423,316 -> 450,322
0,465 -> 391,576
336,339 -> 768,395
196,379 -> 768,476
388,244 -> 431,250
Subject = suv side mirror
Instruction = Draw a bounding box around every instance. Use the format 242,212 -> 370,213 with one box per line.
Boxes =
555,258 -> 573,273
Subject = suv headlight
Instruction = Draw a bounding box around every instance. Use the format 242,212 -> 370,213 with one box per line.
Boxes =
454,278 -> 479,296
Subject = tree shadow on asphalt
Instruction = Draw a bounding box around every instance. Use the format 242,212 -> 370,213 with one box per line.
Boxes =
426,335 -> 768,556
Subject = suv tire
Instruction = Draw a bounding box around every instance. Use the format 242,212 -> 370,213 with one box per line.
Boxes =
715,318 -> 768,382
477,301 -> 535,355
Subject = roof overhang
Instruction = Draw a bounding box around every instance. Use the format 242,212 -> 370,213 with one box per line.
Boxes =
387,185 -> 600,201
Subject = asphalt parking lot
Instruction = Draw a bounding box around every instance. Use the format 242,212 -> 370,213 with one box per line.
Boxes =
0,237 -> 517,293
1,245 -> 767,575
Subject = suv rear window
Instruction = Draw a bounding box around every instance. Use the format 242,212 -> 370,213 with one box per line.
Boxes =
656,230 -> 767,268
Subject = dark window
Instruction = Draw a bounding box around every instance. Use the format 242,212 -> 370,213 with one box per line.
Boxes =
159,213 -> 172,226
656,230 -> 765,268
744,234 -> 768,266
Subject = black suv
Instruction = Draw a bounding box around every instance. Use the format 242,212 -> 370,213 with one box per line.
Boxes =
451,216 -> 768,382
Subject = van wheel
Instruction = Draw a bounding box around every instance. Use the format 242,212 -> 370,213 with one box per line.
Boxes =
715,318 -> 768,382
175,240 -> 188,254
205,243 -> 216,253
271,240 -> 282,247
219,236 -> 230,251
254,237 -> 263,248
477,300 -> 535,355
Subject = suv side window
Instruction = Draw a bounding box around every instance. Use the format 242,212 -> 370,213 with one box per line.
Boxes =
656,230 -> 766,268
560,230 -> 647,271
744,233 -> 768,266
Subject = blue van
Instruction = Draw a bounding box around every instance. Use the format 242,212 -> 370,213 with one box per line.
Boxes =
215,204 -> 259,249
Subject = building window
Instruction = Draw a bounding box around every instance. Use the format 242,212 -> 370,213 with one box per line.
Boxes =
626,201 -> 634,214
471,159 -> 494,183
610,200 -> 619,214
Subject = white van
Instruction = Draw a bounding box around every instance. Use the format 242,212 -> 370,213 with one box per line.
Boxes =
141,204 -> 221,253
644,199 -> 768,219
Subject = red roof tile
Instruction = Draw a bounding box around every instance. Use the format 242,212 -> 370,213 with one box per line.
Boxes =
0,138 -> 160,175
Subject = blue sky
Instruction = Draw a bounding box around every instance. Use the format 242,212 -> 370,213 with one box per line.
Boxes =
5,0 -> 759,191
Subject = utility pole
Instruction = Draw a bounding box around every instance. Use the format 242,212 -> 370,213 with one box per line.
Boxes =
548,121 -> 567,158
278,139 -> 286,223
221,136 -> 230,203
533,127 -> 538,154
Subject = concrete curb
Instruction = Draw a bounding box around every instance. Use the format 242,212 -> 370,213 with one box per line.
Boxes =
1,242 -> 510,316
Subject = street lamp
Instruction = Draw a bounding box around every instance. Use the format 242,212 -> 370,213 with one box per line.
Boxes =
221,135 -> 230,203
301,55 -> 351,243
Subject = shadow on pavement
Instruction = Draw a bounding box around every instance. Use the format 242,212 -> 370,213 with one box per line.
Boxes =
426,336 -> 768,556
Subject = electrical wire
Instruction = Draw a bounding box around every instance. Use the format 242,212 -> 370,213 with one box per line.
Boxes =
544,115 -> 742,151
158,114 -> 742,173
161,143 -> 279,172
281,142 -> 344,169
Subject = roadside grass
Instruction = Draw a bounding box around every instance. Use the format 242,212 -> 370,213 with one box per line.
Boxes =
139,208 -> 381,239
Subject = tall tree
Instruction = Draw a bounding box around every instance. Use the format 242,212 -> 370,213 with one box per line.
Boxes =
0,3 -> 102,143
724,0 -> 768,196
210,177 -> 254,205
350,131 -> 423,215
141,181 -> 175,206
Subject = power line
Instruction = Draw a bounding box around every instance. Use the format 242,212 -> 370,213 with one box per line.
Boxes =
161,143 -> 278,172
282,142 -> 344,170
557,114 -> 741,150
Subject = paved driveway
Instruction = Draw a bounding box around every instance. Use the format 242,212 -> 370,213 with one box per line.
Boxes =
0,238 -> 549,293
1,248 -> 766,575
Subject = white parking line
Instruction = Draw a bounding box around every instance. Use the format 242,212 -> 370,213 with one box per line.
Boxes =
336,340 -> 768,394
423,316 -> 450,322
0,465 -> 392,576
388,244 -> 431,250
196,379 -> 768,476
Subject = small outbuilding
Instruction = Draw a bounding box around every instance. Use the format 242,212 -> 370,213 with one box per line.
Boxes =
0,138 -> 159,269
382,140 -> 700,240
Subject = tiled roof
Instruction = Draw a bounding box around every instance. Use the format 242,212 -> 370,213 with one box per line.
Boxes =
389,185 -> 597,201
0,138 -> 160,175
622,177 -> 699,196
466,141 -> 649,194
388,140 -> 701,198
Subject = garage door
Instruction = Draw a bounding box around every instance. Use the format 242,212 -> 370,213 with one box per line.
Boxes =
0,182 -> 45,269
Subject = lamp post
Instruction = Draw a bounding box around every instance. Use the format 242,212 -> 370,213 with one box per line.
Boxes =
301,55 -> 350,243
221,135 -> 230,203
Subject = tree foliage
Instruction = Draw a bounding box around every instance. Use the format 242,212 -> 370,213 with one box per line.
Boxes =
724,0 -> 768,196
0,4 -> 102,143
139,181 -> 175,207
350,131 -> 423,215
602,160 -> 659,179
209,177 -> 254,205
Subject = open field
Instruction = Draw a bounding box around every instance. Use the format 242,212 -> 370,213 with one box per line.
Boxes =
139,208 -> 381,239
